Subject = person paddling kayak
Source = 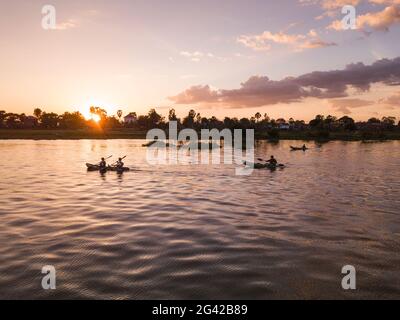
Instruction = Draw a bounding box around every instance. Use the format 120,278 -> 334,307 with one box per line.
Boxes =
116,157 -> 124,169
266,156 -> 278,166
99,157 -> 107,169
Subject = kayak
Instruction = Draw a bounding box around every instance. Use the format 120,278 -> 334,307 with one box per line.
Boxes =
108,166 -> 130,172
86,164 -> 130,172
142,141 -> 171,147
86,163 -> 130,172
243,161 -> 285,170
290,146 -> 308,151
86,163 -> 101,171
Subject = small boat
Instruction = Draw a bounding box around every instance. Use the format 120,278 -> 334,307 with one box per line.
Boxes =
86,163 -> 101,171
243,162 -> 285,170
142,140 -> 172,147
86,163 -> 130,172
290,146 -> 308,151
108,166 -> 130,172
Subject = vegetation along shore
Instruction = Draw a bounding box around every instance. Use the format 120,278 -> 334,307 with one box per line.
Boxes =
0,108 -> 399,141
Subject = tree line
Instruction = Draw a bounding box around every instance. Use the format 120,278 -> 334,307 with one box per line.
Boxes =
0,107 -> 398,133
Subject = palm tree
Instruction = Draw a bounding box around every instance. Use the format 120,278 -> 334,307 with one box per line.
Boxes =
168,109 -> 179,124
90,106 -> 107,119
117,110 -> 123,121
34,108 -> 42,120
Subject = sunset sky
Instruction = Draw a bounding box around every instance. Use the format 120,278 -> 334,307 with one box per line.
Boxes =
1,0 -> 400,121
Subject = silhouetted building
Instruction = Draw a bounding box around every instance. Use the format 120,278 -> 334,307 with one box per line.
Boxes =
124,113 -> 137,124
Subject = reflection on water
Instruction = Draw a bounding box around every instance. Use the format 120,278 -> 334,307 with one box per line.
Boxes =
0,139 -> 399,299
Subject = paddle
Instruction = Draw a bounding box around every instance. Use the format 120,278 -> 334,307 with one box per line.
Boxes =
96,155 -> 112,165
111,155 -> 127,166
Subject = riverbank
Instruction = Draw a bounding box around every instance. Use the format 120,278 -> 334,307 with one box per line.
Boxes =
0,129 -> 148,140
256,130 -> 400,141
1,129 -> 400,141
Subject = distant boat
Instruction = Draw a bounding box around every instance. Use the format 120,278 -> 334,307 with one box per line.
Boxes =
290,145 -> 308,151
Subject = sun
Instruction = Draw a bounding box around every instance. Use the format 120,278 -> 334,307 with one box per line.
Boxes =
81,106 -> 107,123
91,114 -> 101,123
81,110 -> 101,122
80,101 -> 115,122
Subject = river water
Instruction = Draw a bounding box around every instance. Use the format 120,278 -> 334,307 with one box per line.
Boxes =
0,139 -> 399,299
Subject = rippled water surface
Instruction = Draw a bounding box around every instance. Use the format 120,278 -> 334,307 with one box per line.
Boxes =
0,139 -> 399,299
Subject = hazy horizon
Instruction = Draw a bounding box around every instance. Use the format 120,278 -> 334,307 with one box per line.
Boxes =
1,0 -> 400,122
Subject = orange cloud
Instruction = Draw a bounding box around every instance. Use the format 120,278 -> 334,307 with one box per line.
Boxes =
180,51 -> 207,62
321,0 -> 361,10
55,19 -> 78,30
369,0 -> 400,4
358,5 -> 400,31
237,29 -> 336,52
328,3 -> 400,31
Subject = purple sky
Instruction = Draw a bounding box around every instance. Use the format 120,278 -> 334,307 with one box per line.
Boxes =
1,0 -> 400,120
